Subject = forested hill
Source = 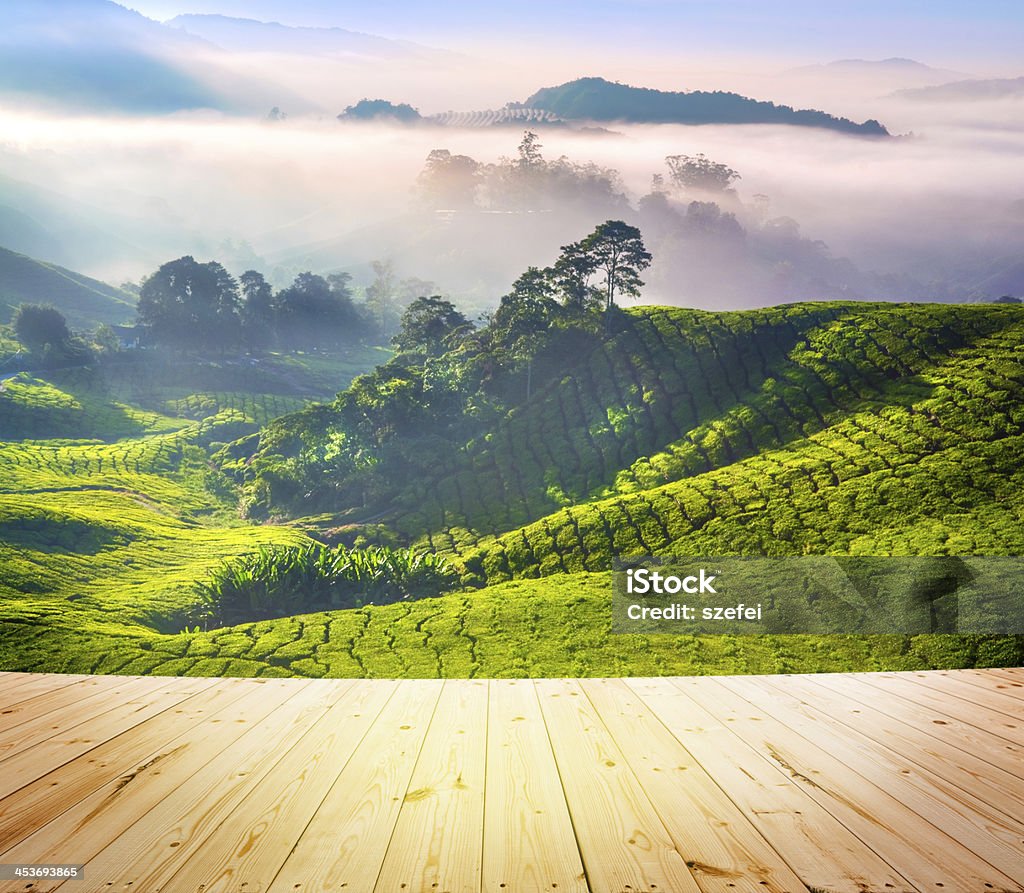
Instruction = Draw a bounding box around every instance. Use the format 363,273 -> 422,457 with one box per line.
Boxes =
0,245 -> 134,328
523,77 -> 889,135
244,301 -> 1024,581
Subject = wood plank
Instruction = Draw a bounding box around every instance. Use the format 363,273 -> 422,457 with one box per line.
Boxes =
32,678 -> 362,893
0,673 -> 90,706
1,671 -> 1022,893
904,670 -> 1024,718
146,679 -> 401,893
978,667 -> 1024,688
0,676 -> 213,801
0,675 -> 164,762
373,680 -> 489,893
683,676 -> 1023,893
734,674 -> 1024,879
0,677 -> 296,857
0,675 -> 129,733
628,678 -> 914,893
481,679 -> 587,893
264,680 -> 444,893
948,668 -> 1024,699
537,677 -> 703,893
811,671 -> 1024,779
581,678 -> 810,893
855,672 -> 1024,745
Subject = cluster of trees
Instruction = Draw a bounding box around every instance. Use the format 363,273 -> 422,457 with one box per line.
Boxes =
417,133 -> 748,216
339,99 -> 421,123
416,131 -> 629,214
10,304 -> 91,366
241,220 -> 651,516
663,153 -> 741,194
136,258 -> 372,353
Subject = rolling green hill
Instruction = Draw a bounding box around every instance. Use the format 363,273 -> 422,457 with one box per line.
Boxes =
374,302 -> 1023,569
0,245 -> 134,328
1,302 -> 1022,678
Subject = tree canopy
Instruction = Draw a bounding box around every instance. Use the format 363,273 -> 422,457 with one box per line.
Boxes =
13,304 -> 71,352
393,296 -> 471,357
555,220 -> 652,310
136,259 -> 372,354
665,153 -> 741,193
415,131 -> 627,214
137,256 -> 241,353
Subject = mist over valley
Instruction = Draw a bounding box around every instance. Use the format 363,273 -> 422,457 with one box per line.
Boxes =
0,0 -> 1021,314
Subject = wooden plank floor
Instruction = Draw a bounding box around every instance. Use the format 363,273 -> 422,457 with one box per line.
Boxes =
0,670 -> 1022,893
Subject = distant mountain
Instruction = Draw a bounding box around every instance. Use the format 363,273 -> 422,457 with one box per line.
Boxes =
523,78 -> 889,135
0,0 -> 221,113
894,76 -> 1024,102
0,246 -> 135,329
0,0 -> 301,114
165,14 -> 447,61
969,257 -> 1024,301
0,206 -> 63,266
789,58 -> 968,84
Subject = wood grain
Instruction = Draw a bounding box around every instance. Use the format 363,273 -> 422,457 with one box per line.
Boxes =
373,680 -> 489,893
0,669 -> 1022,893
628,676 -> 914,893
481,679 -> 587,893
538,677 -> 703,893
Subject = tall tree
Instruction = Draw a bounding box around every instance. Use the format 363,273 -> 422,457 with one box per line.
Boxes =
275,272 -> 359,349
516,130 -> 544,169
239,269 -> 275,349
577,220 -> 652,310
552,240 -> 600,311
491,267 -> 561,399
137,257 -> 241,352
365,259 -> 399,333
416,149 -> 480,209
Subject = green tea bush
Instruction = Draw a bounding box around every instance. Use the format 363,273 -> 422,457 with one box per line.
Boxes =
191,543 -> 459,628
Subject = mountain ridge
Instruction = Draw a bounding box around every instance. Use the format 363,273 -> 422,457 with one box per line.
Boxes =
165,13 -> 450,59
522,77 -> 888,135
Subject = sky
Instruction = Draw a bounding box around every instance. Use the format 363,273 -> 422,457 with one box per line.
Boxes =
120,0 -> 1024,70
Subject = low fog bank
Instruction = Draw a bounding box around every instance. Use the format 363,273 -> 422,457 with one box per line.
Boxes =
1,102 -> 1022,312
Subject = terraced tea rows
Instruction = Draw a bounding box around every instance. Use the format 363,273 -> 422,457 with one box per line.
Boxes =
161,391 -> 309,425
0,345 -> 382,672
392,304 -> 1011,558
2,303 -> 1022,679
0,373 -> 183,440
427,108 -> 563,127
4,571 -> 1020,678
390,306 -> 831,539
456,311 -> 1024,580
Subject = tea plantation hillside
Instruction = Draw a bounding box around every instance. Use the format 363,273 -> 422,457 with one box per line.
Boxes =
1,302 -> 1023,678
0,343 -> 388,672
452,307 -> 1024,577
378,302 -> 1024,567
